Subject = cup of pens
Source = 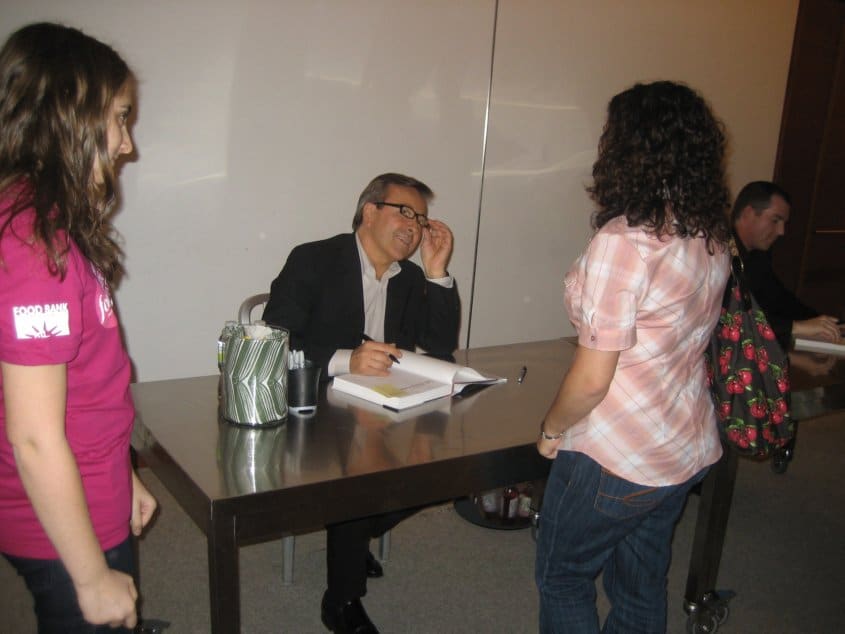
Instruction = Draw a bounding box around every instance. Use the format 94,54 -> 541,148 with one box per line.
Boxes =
288,350 -> 321,416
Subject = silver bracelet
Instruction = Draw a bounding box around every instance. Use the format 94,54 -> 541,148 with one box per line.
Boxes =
539,428 -> 564,441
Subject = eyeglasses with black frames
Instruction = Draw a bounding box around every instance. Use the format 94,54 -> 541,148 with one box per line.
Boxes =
375,201 -> 429,228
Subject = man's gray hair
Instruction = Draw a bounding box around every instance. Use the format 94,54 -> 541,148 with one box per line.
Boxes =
352,173 -> 434,230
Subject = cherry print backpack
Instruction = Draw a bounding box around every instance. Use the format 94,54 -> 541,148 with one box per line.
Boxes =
704,242 -> 795,458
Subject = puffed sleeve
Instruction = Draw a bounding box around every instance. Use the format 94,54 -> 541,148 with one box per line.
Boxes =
565,230 -> 644,352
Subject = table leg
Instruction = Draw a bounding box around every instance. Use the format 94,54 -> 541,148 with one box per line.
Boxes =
684,446 -> 739,604
282,535 -> 295,586
208,509 -> 240,633
529,477 -> 545,542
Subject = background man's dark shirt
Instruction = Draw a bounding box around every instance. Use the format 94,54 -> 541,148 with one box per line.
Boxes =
736,236 -> 817,349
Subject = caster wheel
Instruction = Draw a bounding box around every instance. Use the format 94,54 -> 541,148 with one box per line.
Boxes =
699,589 -> 734,626
711,602 -> 729,624
772,454 -> 788,474
138,620 -> 171,634
686,611 -> 719,634
529,510 -> 540,542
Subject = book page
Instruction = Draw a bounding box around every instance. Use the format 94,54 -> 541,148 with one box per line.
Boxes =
336,367 -> 448,395
453,366 -> 505,385
364,370 -> 447,399
331,350 -> 506,408
794,338 -> 845,357
327,385 -> 453,422
395,350 -> 505,386
390,352 -> 462,383
331,366 -> 453,409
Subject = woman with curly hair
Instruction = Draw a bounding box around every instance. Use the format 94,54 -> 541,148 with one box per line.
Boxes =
0,23 -> 156,632
534,81 -> 731,633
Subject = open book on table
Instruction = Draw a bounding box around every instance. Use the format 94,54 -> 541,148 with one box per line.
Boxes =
794,337 -> 845,357
331,350 -> 506,411
327,385 -> 454,423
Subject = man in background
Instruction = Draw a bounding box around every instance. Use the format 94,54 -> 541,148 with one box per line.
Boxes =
263,173 -> 459,634
732,181 -> 841,349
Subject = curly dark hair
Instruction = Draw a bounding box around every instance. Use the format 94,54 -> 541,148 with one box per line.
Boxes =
588,81 -> 731,252
0,22 -> 131,285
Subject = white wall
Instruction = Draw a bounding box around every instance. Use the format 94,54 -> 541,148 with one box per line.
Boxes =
469,0 -> 800,347
0,1 -> 798,380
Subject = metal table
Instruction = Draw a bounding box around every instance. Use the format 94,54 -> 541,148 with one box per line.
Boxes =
131,338 -> 571,633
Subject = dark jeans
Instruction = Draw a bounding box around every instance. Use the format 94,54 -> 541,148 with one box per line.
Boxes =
535,451 -> 707,634
4,537 -> 135,633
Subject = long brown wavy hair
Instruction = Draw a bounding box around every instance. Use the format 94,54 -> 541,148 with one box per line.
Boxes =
0,22 -> 132,285
588,81 -> 731,252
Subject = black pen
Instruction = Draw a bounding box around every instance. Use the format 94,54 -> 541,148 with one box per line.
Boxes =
360,333 -> 400,364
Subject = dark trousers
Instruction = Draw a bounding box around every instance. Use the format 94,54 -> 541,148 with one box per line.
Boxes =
325,507 -> 418,604
3,537 -> 135,634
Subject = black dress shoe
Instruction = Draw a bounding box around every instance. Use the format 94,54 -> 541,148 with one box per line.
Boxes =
365,551 -> 383,578
321,593 -> 379,633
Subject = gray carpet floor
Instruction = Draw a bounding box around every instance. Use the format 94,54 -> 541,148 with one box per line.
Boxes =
2,411 -> 844,633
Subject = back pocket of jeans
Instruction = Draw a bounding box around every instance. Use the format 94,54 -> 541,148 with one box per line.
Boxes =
594,469 -> 666,520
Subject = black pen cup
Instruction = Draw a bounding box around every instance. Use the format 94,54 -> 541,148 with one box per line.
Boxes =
287,362 -> 321,416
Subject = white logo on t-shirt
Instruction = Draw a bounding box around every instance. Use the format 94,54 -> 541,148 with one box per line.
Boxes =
90,264 -> 117,328
12,303 -> 70,338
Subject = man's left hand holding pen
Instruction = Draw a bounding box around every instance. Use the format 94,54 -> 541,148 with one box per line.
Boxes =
351,334 -> 402,376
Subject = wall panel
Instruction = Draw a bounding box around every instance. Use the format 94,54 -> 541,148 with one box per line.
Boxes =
0,1 -> 493,379
469,0 -> 799,347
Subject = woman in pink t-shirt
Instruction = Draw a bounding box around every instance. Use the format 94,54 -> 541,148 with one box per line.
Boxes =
0,23 -> 156,632
535,82 -> 732,633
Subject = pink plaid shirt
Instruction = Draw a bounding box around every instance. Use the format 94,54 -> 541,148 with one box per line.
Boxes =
561,216 -> 730,486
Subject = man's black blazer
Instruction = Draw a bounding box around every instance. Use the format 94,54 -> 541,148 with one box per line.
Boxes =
262,233 -> 460,379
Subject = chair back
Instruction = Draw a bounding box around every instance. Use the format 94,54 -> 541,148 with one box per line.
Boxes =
238,293 -> 270,324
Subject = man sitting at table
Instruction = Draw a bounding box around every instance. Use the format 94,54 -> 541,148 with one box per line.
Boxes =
732,181 -> 841,349
262,172 -> 460,634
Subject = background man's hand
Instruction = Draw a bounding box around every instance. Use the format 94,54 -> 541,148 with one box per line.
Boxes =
793,315 -> 841,343
789,350 -> 837,377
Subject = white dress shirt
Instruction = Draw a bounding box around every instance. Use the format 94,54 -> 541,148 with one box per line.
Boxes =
327,233 -> 453,376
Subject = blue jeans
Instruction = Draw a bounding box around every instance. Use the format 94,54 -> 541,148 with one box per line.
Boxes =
535,451 -> 707,634
3,537 -> 135,633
